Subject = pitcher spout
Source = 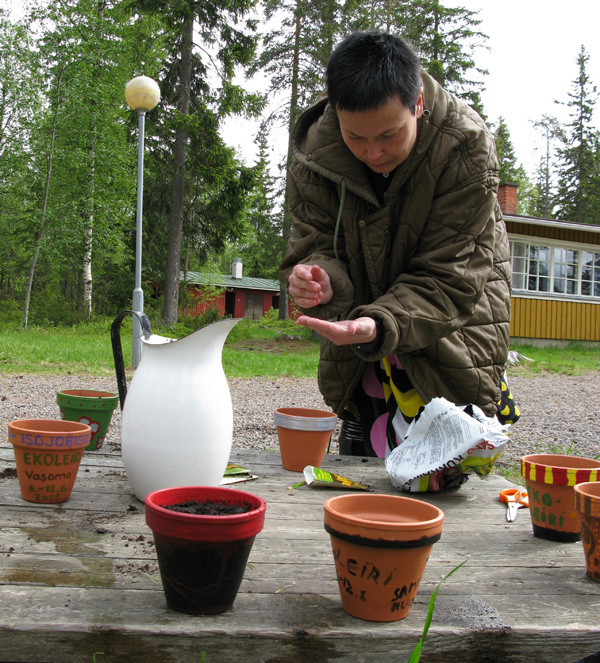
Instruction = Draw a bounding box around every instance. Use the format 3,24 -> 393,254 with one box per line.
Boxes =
157,317 -> 240,357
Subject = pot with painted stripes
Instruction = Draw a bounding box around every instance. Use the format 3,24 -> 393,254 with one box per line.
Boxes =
574,481 -> 600,582
323,493 -> 444,622
521,454 -> 600,542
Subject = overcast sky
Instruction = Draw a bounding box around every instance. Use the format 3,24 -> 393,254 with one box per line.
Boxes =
451,0 -> 600,175
224,1 -> 600,179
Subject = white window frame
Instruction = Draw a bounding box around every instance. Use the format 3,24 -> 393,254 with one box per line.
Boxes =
509,235 -> 600,303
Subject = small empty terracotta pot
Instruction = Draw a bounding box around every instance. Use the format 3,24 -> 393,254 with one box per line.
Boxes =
57,389 -> 119,451
324,493 -> 444,622
8,419 -> 91,503
521,454 -> 600,542
574,481 -> 600,582
274,407 -> 337,472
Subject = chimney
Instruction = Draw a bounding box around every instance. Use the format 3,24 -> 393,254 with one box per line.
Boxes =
231,257 -> 243,279
497,183 -> 518,215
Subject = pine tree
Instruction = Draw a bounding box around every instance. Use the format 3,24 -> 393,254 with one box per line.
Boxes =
531,114 -> 563,219
236,128 -> 284,279
341,0 -> 488,115
553,46 -> 600,224
132,0 -> 264,326
405,0 -> 488,114
492,117 -> 536,216
494,116 -> 521,184
249,0 -> 343,317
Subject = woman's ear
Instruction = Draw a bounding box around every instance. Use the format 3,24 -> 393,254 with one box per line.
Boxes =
415,87 -> 424,118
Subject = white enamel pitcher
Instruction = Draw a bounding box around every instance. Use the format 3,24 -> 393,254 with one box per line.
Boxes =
111,311 -> 240,501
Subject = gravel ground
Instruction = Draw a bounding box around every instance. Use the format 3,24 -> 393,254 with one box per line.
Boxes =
1,372 -> 599,471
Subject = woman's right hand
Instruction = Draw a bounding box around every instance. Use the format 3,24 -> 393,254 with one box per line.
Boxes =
288,264 -> 333,308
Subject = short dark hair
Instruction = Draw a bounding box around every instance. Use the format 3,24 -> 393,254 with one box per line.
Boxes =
326,31 -> 422,114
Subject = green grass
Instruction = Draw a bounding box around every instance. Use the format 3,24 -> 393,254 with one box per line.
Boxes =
1,318 -> 599,379
0,322 -> 122,377
509,341 -> 600,375
0,316 -> 320,378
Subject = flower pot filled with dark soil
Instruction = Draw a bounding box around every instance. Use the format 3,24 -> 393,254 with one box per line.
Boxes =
145,486 -> 266,615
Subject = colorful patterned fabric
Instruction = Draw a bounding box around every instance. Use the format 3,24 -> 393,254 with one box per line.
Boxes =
497,372 -> 520,425
341,357 -> 520,491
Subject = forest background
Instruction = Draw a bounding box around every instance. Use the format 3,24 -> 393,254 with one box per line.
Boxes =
1,0 -> 599,332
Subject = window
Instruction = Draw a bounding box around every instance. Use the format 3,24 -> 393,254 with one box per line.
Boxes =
581,251 -> 600,297
510,240 -> 600,298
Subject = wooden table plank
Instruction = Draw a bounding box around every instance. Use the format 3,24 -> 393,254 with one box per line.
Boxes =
1,444 -> 599,663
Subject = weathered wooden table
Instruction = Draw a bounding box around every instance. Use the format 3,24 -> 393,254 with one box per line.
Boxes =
0,443 -> 599,663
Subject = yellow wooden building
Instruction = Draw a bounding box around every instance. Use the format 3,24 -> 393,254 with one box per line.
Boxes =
498,184 -> 600,343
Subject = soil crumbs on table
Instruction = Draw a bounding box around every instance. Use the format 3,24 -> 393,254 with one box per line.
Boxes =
0,467 -> 17,479
163,500 -> 251,515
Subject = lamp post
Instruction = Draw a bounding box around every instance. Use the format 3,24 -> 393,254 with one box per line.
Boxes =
125,75 -> 160,368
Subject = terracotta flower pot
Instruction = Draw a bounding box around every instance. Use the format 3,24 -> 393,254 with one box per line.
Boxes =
57,389 -> 119,451
8,419 -> 91,504
323,493 -> 444,622
274,407 -> 337,472
574,481 -> 600,582
145,486 -> 266,615
521,454 -> 600,542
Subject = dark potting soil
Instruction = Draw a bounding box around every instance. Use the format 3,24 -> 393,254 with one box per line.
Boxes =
163,500 -> 252,516
154,534 -> 255,614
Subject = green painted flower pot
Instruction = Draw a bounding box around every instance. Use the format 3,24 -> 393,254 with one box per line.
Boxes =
57,389 -> 119,451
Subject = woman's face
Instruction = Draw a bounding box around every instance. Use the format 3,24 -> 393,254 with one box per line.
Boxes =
337,91 -> 424,174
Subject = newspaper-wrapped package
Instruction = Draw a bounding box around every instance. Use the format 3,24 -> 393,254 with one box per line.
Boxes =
385,397 -> 510,492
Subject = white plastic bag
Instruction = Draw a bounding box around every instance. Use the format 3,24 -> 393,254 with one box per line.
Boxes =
385,397 -> 510,492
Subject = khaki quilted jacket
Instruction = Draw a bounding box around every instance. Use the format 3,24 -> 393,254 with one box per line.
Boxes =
280,72 -> 512,417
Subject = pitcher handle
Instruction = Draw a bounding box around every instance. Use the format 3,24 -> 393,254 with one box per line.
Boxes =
111,310 -> 152,409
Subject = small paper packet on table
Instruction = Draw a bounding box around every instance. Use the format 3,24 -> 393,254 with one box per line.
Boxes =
288,466 -> 372,491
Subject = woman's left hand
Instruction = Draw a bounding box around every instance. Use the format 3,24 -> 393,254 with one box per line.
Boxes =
296,316 -> 377,346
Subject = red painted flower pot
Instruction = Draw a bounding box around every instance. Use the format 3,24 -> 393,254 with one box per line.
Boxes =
145,486 -> 266,615
274,407 -> 337,472
521,454 -> 600,542
324,493 -> 444,622
8,419 -> 91,503
57,389 -> 119,451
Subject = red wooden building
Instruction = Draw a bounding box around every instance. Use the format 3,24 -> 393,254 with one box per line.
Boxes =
181,259 -> 290,320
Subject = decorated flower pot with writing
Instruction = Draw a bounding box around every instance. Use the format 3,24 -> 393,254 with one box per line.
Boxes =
574,481 -> 600,582
145,485 -> 266,615
521,454 -> 600,542
57,389 -> 119,451
323,493 -> 444,622
8,419 -> 91,504
274,407 -> 337,472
